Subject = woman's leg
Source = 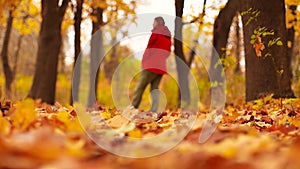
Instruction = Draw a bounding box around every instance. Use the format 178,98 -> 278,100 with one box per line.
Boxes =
132,70 -> 157,108
150,74 -> 163,112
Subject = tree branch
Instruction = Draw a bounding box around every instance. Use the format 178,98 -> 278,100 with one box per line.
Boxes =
59,0 -> 69,17
183,0 -> 207,25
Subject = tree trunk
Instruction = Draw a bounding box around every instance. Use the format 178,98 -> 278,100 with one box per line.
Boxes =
28,0 -> 69,104
174,0 -> 190,108
58,42 -> 66,74
234,14 -> 241,74
188,45 -> 196,68
87,7 -> 104,108
240,0 -> 294,101
13,35 -> 23,78
70,0 -> 83,105
1,9 -> 14,98
209,0 -> 239,84
103,36 -> 119,82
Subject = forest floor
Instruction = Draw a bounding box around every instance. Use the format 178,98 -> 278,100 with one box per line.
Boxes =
1,97 -> 300,169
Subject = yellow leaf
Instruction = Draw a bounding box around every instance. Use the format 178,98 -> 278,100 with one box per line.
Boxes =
65,138 -> 87,157
56,111 -> 83,132
222,147 -> 237,158
100,111 -> 111,119
10,99 -> 37,131
0,115 -> 11,135
127,129 -> 142,138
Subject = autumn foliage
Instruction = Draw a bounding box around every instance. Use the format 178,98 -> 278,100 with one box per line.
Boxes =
0,97 -> 300,169
0,0 -> 300,168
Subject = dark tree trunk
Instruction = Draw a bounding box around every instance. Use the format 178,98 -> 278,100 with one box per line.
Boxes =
28,0 -> 69,104
234,14 -> 241,74
70,0 -> 83,105
1,10 -> 14,98
87,7 -> 104,108
188,46 -> 196,68
209,0 -> 239,83
174,0 -> 190,108
240,0 -> 294,101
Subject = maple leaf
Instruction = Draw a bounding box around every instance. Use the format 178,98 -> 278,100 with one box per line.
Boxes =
253,36 -> 265,57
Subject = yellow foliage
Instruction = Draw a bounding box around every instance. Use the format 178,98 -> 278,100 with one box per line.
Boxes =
285,0 -> 300,5
279,116 -> 300,128
90,0 -> 107,9
101,111 -> 112,119
10,99 -> 37,131
56,111 -> 83,132
9,0 -> 41,35
90,15 -> 98,23
55,74 -> 71,105
62,18 -> 74,34
127,129 -> 142,139
65,138 -> 87,157
222,147 -> 237,158
0,115 -> 11,135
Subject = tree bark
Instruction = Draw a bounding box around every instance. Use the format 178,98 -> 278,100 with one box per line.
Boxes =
174,0 -> 190,108
13,35 -> 23,78
234,14 -> 241,74
103,36 -> 119,82
70,0 -> 83,105
209,0 -> 239,84
58,41 -> 66,74
28,0 -> 69,104
87,7 -> 104,108
240,0 -> 294,101
1,9 -> 14,98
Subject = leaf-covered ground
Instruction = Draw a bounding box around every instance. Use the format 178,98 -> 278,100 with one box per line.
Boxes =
1,97 -> 300,169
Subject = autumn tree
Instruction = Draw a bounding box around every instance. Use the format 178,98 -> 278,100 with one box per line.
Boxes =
233,15 -> 242,74
0,1 -> 21,98
210,0 -> 295,101
87,3 -> 104,108
174,0 -> 208,108
1,0 -> 39,98
85,0 -> 135,107
103,15 -> 136,82
28,0 -> 69,104
240,0 -> 294,100
174,0 -> 190,108
209,0 -> 239,94
70,0 -> 84,105
286,0 -> 299,79
1,8 -> 15,98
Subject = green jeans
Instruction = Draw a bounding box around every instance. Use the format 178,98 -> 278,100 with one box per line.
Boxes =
132,70 -> 163,112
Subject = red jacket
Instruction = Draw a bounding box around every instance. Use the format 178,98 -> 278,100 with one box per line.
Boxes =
142,25 -> 171,74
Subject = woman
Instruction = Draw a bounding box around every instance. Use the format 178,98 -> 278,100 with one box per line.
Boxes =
132,16 -> 172,112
